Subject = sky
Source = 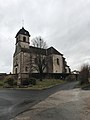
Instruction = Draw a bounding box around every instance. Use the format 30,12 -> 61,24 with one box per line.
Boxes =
0,0 -> 90,73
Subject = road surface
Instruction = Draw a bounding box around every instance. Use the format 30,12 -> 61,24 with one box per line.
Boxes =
15,82 -> 90,120
0,82 -> 78,120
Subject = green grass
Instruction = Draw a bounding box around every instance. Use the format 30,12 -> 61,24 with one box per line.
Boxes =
0,80 -> 4,88
28,79 -> 65,90
1,79 -> 66,90
75,80 -> 90,89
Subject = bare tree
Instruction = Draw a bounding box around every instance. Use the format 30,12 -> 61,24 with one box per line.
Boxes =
32,36 -> 47,49
79,64 -> 90,85
31,36 -> 48,81
24,53 -> 38,73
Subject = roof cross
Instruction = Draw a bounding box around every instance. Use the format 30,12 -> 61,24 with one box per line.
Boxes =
22,19 -> 24,28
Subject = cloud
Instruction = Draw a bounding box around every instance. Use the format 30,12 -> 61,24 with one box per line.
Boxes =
0,0 -> 90,73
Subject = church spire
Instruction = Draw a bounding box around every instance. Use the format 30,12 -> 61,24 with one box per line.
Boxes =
22,19 -> 24,28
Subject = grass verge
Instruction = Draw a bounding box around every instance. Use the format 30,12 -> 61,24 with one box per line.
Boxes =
76,81 -> 90,90
80,83 -> 90,90
27,79 -> 66,90
1,79 -> 66,90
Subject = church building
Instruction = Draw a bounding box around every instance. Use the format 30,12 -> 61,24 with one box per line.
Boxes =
13,27 -> 70,80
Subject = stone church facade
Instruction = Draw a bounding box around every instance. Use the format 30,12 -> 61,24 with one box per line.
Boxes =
13,27 -> 70,80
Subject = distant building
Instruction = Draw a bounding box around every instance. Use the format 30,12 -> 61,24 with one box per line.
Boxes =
13,27 -> 71,80
72,70 -> 79,75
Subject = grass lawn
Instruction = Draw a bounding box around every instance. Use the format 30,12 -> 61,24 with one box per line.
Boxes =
0,79 -> 66,90
28,79 -> 65,90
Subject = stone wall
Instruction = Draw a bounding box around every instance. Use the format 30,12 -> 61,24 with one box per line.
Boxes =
0,73 -> 7,81
0,73 -> 18,81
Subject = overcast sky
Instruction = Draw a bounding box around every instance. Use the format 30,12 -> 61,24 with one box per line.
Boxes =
0,0 -> 90,73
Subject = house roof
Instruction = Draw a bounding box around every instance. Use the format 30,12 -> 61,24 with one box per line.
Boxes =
15,27 -> 30,38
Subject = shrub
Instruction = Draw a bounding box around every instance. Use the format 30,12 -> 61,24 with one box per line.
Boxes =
21,78 -> 36,86
4,76 -> 15,87
21,79 -> 29,86
13,80 -> 17,86
65,75 -> 76,81
0,81 -> 3,86
29,78 -> 36,85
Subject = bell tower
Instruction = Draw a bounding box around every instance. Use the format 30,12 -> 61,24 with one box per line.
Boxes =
15,27 -> 30,49
13,27 -> 30,75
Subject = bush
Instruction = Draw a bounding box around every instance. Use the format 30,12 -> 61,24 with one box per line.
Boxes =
65,75 -> 76,81
13,80 -> 17,86
29,78 -> 36,85
0,81 -> 3,86
21,78 -> 36,86
4,76 -> 16,87
3,83 -> 11,88
21,79 -> 29,86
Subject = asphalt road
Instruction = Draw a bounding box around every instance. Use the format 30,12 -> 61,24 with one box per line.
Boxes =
0,81 -> 78,120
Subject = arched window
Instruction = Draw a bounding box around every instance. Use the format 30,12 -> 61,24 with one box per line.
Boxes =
57,58 -> 59,65
42,59 -> 45,65
15,68 -> 17,74
23,37 -> 26,42
25,67 -> 28,71
35,58 -> 37,64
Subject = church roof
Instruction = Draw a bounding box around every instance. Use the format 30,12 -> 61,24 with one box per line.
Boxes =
29,46 -> 46,55
15,27 -> 30,38
20,46 -> 63,56
47,47 -> 63,56
21,46 -> 46,55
